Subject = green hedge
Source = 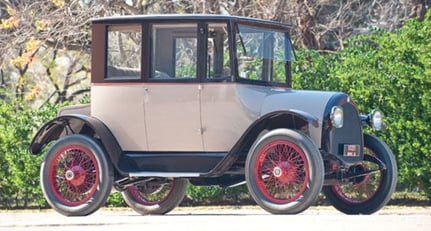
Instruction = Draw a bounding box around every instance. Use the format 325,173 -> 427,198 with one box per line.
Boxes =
293,11 -> 431,197
0,101 -> 56,208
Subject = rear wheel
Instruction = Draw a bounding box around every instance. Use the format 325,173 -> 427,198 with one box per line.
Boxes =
245,129 -> 324,214
122,178 -> 188,215
322,134 -> 397,214
40,135 -> 113,216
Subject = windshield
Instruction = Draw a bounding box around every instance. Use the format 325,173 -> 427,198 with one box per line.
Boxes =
236,24 -> 295,85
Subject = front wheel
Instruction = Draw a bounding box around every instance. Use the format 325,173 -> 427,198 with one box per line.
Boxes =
322,134 -> 397,214
245,129 -> 324,214
40,135 -> 113,216
122,178 -> 188,215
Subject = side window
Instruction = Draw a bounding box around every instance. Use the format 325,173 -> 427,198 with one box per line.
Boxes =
206,23 -> 230,80
151,24 -> 198,79
106,25 -> 142,79
236,27 -> 263,81
174,37 -> 197,78
236,25 -> 290,84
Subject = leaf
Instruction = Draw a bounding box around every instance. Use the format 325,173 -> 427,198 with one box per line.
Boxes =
10,55 -> 32,68
35,20 -> 47,32
0,16 -> 20,29
25,37 -> 41,53
6,6 -> 16,16
51,0 -> 65,8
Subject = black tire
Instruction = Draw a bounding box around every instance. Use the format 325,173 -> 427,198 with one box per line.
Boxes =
122,178 -> 188,215
322,134 -> 397,214
40,135 -> 113,216
245,129 -> 324,214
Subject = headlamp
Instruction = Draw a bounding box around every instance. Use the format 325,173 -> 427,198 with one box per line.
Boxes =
330,106 -> 344,128
369,109 -> 384,131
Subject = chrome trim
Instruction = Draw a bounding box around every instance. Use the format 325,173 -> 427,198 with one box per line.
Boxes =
228,181 -> 246,188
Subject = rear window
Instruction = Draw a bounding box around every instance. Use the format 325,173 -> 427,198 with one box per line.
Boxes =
106,25 -> 142,80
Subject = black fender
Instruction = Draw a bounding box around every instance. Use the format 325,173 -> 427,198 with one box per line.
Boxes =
202,110 -> 319,177
29,114 -> 125,175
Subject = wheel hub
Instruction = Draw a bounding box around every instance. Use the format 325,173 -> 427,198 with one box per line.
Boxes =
273,167 -> 283,177
272,162 -> 297,184
65,166 -> 86,186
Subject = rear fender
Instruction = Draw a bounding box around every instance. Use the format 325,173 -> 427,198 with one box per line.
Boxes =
29,114 -> 124,175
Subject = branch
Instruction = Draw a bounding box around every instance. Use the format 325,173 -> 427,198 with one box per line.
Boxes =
109,1 -> 142,14
63,53 -> 81,90
45,39 -> 91,53
45,49 -> 60,92
68,76 -> 89,88
66,88 -> 90,101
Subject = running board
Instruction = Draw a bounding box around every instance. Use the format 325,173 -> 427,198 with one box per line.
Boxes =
118,152 -> 227,174
128,172 -> 202,178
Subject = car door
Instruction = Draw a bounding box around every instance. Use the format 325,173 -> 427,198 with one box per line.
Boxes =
200,23 -> 255,152
91,24 -> 149,152
144,23 -> 204,151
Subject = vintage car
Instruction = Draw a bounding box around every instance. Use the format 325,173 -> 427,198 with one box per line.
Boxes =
29,14 -> 397,216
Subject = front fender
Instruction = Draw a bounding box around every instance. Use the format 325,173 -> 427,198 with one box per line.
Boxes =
202,110 -> 319,177
29,114 -> 124,174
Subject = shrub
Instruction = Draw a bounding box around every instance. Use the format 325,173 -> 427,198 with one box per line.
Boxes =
0,100 -> 58,208
293,11 -> 431,198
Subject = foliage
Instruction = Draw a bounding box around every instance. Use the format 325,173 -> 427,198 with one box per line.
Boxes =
292,49 -> 339,90
185,184 -> 251,205
0,100 -> 58,208
293,10 -> 431,198
105,193 -> 127,208
0,1 -> 93,105
104,184 -> 251,207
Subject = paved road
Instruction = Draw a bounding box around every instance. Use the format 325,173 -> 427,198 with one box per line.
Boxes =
1,206 -> 430,231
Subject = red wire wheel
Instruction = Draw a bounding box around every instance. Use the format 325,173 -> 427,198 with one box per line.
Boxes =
127,180 -> 175,205
40,135 -> 113,216
330,155 -> 381,204
322,134 -> 397,214
48,145 -> 100,206
121,178 -> 188,215
245,129 -> 324,214
254,140 -> 310,204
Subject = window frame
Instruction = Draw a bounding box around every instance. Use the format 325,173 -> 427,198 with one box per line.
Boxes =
203,22 -> 233,82
233,22 -> 293,88
104,24 -> 144,82
147,23 -> 201,83
96,19 -> 294,85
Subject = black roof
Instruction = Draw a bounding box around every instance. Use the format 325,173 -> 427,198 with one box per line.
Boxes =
92,14 -> 291,29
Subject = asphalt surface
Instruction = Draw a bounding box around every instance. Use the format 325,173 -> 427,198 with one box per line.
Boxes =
1,206 -> 430,231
